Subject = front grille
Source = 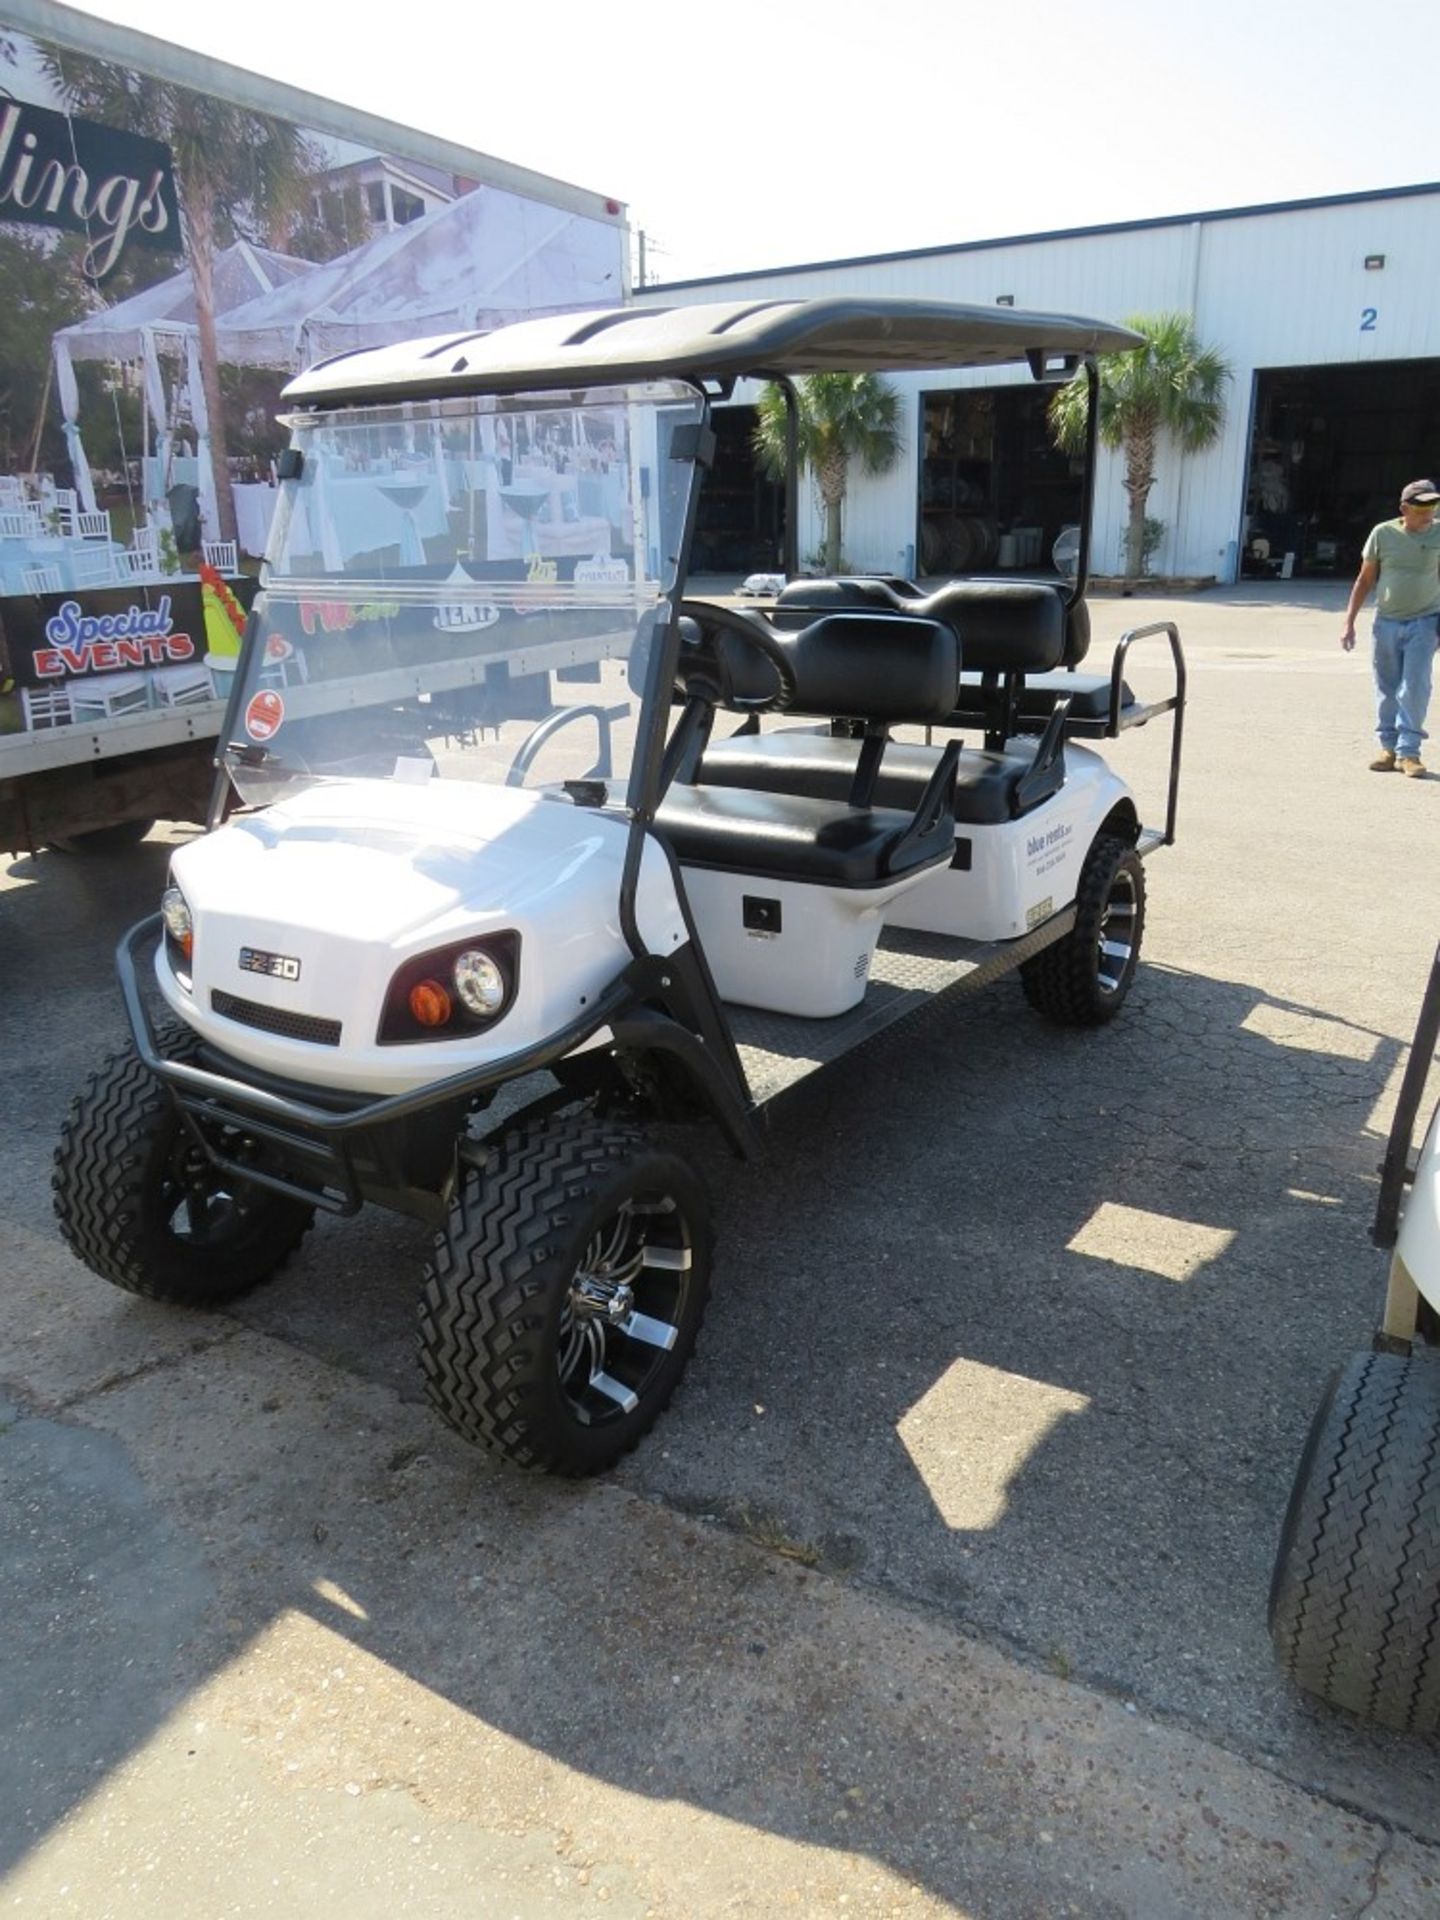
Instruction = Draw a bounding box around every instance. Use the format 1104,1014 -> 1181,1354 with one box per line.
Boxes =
211,989 -> 342,1047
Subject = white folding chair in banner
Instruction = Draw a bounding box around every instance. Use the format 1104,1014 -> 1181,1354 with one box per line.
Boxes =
22,565 -> 62,593
202,540 -> 239,574
76,509 -> 113,541
150,663 -> 215,707
21,685 -> 73,729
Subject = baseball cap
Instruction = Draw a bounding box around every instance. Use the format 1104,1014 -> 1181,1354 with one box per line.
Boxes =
1400,479 -> 1440,505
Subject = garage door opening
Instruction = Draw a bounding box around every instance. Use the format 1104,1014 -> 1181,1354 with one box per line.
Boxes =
1244,359 -> 1440,579
919,385 -> 1083,578
691,405 -> 786,576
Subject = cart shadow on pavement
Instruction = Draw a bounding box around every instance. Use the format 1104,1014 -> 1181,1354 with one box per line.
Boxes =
5,850 -> 1440,1901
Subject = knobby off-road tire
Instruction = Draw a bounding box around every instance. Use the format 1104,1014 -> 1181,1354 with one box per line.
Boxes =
1020,832 -> 1146,1026
1269,1349 -> 1440,1734
52,1031 -> 314,1307
418,1114 -> 713,1476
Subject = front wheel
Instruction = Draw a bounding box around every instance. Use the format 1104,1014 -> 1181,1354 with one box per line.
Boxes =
1020,832 -> 1145,1025
418,1113 -> 712,1475
1269,1349 -> 1440,1734
52,1034 -> 314,1306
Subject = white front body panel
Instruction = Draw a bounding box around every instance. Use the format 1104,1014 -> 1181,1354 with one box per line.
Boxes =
1396,1101 -> 1440,1311
890,744 -> 1134,942
157,780 -> 686,1094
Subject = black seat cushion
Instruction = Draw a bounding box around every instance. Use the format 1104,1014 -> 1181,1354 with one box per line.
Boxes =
698,731 -> 1036,827
655,780 -> 953,886
951,668 -> 1133,725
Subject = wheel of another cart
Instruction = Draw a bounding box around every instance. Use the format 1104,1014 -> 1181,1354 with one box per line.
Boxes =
418,1112 -> 713,1475
1269,1348 -> 1440,1734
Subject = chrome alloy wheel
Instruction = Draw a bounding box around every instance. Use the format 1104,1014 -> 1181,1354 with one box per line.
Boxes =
557,1195 -> 693,1426
1096,866 -> 1140,997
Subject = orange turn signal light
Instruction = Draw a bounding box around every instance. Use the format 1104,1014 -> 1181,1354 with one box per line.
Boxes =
408,978 -> 452,1028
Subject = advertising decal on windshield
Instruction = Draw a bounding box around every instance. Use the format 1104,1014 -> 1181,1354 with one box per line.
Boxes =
244,689 -> 284,741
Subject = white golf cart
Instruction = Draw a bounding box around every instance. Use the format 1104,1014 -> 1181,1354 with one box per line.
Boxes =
53,298 -> 1185,1475
1270,941 -> 1440,1734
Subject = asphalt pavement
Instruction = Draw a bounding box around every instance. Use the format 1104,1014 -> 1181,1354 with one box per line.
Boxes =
3,580 -> 1439,1917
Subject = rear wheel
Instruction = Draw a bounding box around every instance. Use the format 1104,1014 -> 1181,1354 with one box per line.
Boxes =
418,1113 -> 712,1475
52,1032 -> 314,1306
48,818 -> 155,855
1269,1349 -> 1440,1733
1020,832 -> 1145,1025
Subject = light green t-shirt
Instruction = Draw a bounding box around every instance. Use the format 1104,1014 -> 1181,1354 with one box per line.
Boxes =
1362,518 -> 1440,619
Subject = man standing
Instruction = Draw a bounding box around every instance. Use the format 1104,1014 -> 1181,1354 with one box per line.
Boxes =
1341,478 -> 1440,777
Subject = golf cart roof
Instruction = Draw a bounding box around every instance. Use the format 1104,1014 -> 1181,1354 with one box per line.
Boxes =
283,297 -> 1143,407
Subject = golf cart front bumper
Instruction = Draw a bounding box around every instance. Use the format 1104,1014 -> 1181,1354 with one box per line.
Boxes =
116,916 -> 753,1219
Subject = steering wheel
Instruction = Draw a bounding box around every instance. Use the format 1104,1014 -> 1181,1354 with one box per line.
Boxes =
676,599 -> 797,712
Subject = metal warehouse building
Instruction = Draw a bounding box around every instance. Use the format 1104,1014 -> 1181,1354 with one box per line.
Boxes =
640,184 -> 1440,587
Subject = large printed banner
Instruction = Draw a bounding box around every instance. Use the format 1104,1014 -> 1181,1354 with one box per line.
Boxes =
0,95 -> 182,280
0,576 -> 259,734
0,13 -> 625,743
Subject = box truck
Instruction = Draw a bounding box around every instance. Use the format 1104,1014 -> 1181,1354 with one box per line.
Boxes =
0,0 -> 628,852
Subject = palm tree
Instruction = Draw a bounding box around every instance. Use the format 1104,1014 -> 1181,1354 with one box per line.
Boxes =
42,51 -> 320,547
1049,312 -> 1230,580
754,373 -> 903,574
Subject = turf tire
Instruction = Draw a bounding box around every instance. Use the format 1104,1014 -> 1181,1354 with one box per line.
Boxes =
1269,1349 -> 1440,1734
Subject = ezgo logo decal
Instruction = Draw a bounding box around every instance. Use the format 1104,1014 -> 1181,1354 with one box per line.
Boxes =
244,689 -> 284,741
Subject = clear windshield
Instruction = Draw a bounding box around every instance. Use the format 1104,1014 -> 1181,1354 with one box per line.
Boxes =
221,382 -> 703,810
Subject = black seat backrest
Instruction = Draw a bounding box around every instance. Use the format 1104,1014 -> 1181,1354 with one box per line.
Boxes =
774,610 -> 959,722
777,575 -> 1088,673
685,606 -> 960,724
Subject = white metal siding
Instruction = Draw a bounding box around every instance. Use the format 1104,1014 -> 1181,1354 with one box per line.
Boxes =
642,190 -> 1440,580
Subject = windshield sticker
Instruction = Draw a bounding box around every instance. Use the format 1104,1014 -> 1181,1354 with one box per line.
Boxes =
244,690 -> 285,742
575,554 -> 630,587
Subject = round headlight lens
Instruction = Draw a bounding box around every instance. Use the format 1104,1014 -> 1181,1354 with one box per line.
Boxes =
453,949 -> 506,1017
161,885 -> 193,956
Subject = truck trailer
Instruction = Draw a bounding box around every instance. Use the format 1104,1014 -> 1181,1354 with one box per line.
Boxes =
0,0 -> 628,853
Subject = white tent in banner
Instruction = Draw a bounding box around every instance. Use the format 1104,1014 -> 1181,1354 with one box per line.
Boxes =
53,240 -> 320,526
52,186 -> 623,545
210,184 -> 625,370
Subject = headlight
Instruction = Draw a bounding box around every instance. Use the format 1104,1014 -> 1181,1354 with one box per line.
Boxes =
453,949 -> 506,1017
378,932 -> 520,1045
161,885 -> 193,961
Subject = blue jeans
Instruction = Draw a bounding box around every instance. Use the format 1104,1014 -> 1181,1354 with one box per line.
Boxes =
1372,614 -> 1438,760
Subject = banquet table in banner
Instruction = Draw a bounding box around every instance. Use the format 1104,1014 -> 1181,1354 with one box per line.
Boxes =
0,535 -> 126,595
233,484 -> 279,560
288,470 -> 452,567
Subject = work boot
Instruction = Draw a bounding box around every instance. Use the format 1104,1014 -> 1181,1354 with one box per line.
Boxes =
1398,756 -> 1426,778
1369,750 -> 1396,771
